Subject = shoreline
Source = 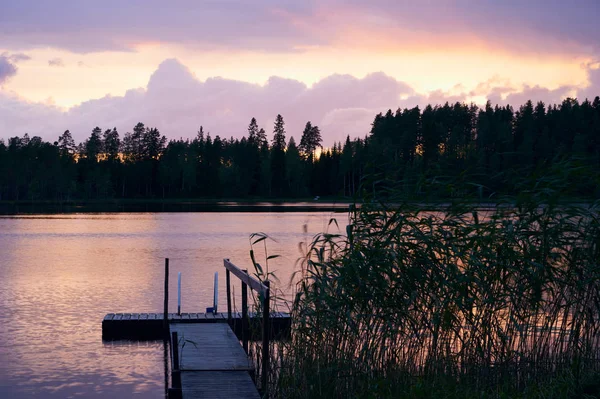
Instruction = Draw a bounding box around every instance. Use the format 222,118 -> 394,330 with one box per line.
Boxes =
0,197 -> 596,215
0,198 -> 354,214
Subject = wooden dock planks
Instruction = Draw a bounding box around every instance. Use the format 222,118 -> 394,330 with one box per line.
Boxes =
170,323 -> 259,399
102,312 -> 291,341
171,323 -> 253,371
179,371 -> 260,399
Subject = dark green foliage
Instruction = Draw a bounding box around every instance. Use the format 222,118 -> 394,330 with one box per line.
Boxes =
247,117 -> 259,146
367,97 -> 600,200
103,128 -> 120,161
1,96 -> 600,202
57,130 -> 76,156
84,126 -> 103,161
272,114 -> 286,150
299,121 -> 323,162
274,166 -> 600,398
142,127 -> 167,160
271,114 -> 287,196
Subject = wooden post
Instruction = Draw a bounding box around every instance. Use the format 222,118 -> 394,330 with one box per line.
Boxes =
177,272 -> 181,316
163,258 -> 169,333
226,262 -> 232,323
213,272 -> 218,314
171,331 -> 181,389
241,269 -> 249,353
261,280 -> 270,397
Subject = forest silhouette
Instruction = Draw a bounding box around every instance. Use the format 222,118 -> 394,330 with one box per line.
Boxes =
1,97 -> 599,202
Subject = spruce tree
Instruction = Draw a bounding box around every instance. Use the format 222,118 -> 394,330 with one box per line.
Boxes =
85,126 -> 103,161
247,118 -> 259,146
299,121 -> 323,162
272,114 -> 286,150
57,130 -> 76,156
103,128 -> 120,161
271,114 -> 287,196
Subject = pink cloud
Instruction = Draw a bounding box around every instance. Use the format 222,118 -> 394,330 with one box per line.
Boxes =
0,1 -> 597,58
0,58 -> 598,146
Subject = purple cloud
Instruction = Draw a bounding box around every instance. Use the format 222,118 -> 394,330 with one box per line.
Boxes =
0,59 -> 598,146
0,58 -> 415,144
340,0 -> 599,55
488,85 -> 576,108
578,61 -> 600,102
48,57 -> 64,67
0,56 -> 17,84
0,1 -> 320,53
0,1 -> 597,56
0,52 -> 29,84
8,53 -> 31,62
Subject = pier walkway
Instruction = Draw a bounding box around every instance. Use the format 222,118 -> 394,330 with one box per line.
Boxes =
103,258 -> 282,398
170,323 -> 259,399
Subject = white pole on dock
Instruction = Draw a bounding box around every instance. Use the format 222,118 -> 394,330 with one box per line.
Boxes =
213,272 -> 218,314
177,272 -> 182,315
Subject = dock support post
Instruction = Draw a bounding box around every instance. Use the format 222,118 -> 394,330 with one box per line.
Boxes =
170,331 -> 182,398
163,258 -> 169,333
213,272 -> 218,314
241,269 -> 249,353
177,272 -> 181,316
225,260 -> 232,323
261,280 -> 270,397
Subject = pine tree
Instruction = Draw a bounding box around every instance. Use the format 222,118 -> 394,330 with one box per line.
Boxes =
271,114 -> 287,196
143,127 -> 167,159
299,121 -> 323,161
247,118 -> 259,146
133,122 -> 146,159
257,128 -> 268,149
57,130 -> 76,156
122,132 -> 135,162
515,100 -> 536,167
103,128 -> 121,161
85,126 -> 103,161
420,105 -> 440,167
272,114 -> 286,150
285,136 -> 303,196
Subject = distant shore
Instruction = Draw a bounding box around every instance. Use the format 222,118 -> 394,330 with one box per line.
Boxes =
0,197 -> 595,215
0,197 -> 354,214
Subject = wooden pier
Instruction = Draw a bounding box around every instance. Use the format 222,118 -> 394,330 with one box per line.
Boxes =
102,312 -> 290,340
103,258 -> 286,398
170,323 -> 259,398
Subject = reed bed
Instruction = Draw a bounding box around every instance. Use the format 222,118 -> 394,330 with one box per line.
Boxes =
267,193 -> 600,398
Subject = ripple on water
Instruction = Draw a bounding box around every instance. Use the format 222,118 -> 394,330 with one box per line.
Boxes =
0,211 -> 333,397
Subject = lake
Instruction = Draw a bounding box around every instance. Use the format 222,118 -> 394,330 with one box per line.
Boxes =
0,211 -> 345,398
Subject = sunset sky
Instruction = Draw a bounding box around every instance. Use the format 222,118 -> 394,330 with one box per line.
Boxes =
0,0 -> 599,145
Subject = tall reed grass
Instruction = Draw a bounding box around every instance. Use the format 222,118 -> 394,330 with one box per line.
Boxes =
270,175 -> 600,398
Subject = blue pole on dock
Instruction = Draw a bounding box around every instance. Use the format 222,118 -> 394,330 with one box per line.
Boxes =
177,272 -> 181,316
213,272 -> 218,314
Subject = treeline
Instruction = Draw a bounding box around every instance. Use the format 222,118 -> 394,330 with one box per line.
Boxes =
0,97 -> 599,201
368,97 -> 600,198
0,115 -> 348,200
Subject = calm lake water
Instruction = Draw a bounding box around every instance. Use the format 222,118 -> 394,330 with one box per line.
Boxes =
0,211 -> 344,398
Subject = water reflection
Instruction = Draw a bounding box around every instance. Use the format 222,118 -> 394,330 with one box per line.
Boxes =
0,212 -> 338,397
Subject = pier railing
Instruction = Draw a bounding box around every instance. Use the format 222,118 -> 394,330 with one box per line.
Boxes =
224,258 -> 271,396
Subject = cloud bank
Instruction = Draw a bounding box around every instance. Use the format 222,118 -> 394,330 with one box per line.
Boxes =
0,1 -> 597,57
0,52 -> 30,85
0,55 -> 17,84
0,59 -> 599,146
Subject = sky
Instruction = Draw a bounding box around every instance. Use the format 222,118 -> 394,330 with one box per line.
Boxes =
0,0 -> 599,146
